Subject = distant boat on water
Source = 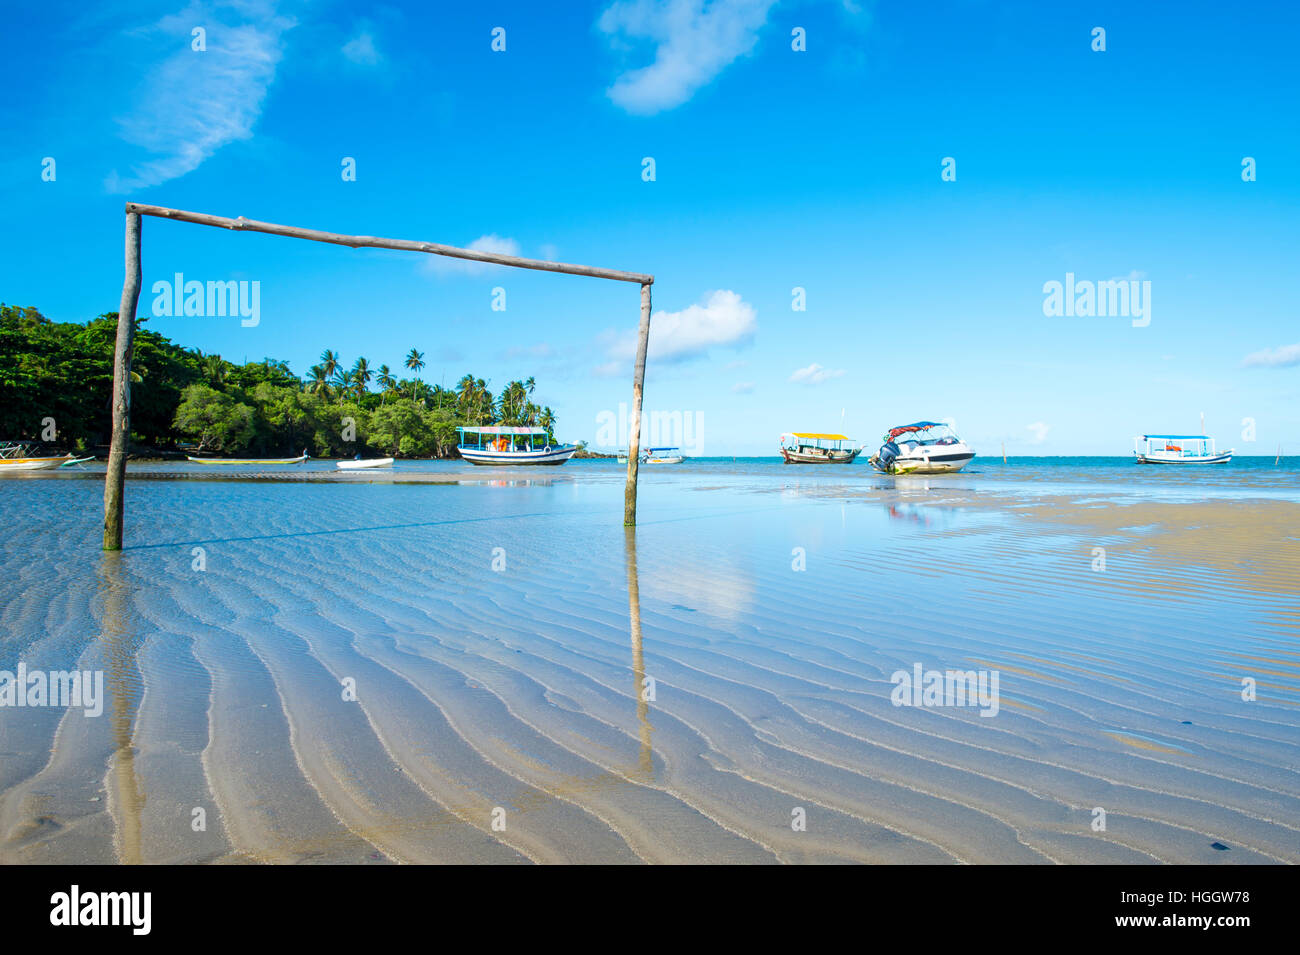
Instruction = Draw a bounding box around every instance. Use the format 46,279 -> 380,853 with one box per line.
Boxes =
779,432 -> 862,464
618,447 -> 684,464
188,452 -> 308,465
1134,434 -> 1232,464
456,426 -> 576,465
337,457 -> 394,470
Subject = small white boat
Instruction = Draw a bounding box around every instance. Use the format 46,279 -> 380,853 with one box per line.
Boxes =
187,454 -> 308,465
643,447 -> 684,464
0,442 -> 74,471
869,422 -> 974,474
337,457 -> 394,470
456,426 -> 576,466
1134,434 -> 1232,464
0,454 -> 74,472
60,456 -> 97,467
619,447 -> 684,464
779,433 -> 862,464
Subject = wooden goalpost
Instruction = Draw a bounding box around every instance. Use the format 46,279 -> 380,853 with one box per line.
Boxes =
103,202 -> 654,550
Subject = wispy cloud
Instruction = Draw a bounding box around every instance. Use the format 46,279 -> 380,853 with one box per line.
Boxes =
342,28 -> 382,66
732,381 -> 754,394
788,363 -> 844,385
106,2 -> 294,192
1026,421 -> 1050,443
1242,343 -> 1300,368
599,290 -> 756,373
598,0 -> 777,114
421,234 -> 522,275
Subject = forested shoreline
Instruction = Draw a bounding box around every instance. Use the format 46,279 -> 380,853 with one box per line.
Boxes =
1,304 -> 577,458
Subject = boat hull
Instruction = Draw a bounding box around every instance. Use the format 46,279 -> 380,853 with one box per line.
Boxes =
1135,451 -> 1233,464
337,458 -> 394,470
457,445 -> 577,466
187,455 -> 307,465
0,455 -> 73,472
781,448 -> 861,464
869,450 -> 974,474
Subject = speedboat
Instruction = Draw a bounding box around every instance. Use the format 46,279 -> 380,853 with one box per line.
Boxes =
456,426 -> 576,465
869,422 -> 974,474
779,432 -> 862,464
1134,434 -> 1232,464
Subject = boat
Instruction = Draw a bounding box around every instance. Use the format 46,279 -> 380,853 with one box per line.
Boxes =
337,457 -> 394,470
456,426 -> 576,466
1134,434 -> 1232,464
618,447 -> 684,464
60,456 -> 97,467
643,447 -> 684,464
779,433 -> 862,464
0,442 -> 74,472
868,422 -> 975,474
187,453 -> 308,465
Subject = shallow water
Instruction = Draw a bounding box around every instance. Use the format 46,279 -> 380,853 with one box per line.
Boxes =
1,463 -> 1297,863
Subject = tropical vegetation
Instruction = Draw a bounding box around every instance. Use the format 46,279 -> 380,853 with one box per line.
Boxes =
1,304 -> 562,458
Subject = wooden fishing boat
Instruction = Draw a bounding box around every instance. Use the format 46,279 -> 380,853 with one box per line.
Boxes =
780,432 -> 862,464
456,426 -> 576,465
336,457 -> 394,470
187,453 -> 308,465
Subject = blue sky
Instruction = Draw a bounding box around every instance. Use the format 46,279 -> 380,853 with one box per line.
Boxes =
4,0 -> 1298,454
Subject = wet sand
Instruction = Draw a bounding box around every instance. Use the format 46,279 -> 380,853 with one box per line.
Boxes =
0,466 -> 1297,863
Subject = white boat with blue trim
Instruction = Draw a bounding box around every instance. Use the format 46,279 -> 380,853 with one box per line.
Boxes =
1135,434 -> 1232,464
456,426 -> 577,466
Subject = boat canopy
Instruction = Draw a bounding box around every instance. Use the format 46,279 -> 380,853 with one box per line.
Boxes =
783,432 -> 850,440
457,426 -> 548,435
1140,434 -> 1208,440
885,421 -> 944,440
645,446 -> 681,452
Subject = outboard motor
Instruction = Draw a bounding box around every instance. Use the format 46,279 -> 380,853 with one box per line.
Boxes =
877,441 -> 899,472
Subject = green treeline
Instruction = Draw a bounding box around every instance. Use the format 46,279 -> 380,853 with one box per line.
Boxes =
1,304 -> 560,458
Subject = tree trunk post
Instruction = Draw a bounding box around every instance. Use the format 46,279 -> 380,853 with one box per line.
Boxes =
623,282 -> 652,526
103,212 -> 141,550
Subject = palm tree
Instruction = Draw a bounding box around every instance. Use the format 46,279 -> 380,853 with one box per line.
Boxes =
320,349 -> 340,382
377,364 -> 397,404
202,354 -> 228,386
405,348 -> 425,398
307,364 -> 330,398
538,406 -> 555,438
352,357 -> 372,398
333,367 -> 354,403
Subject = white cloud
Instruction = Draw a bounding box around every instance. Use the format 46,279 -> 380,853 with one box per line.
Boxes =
1242,343 -> 1300,368
602,290 -> 756,370
342,29 -> 382,66
106,4 -> 294,192
598,0 -> 777,114
788,363 -> 845,385
1026,421 -> 1050,443
421,234 -> 522,275
732,381 -> 754,394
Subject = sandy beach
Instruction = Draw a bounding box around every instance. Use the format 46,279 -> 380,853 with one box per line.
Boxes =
1,460 -> 1297,863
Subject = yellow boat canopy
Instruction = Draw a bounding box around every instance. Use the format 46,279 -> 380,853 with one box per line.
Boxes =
786,432 -> 850,440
